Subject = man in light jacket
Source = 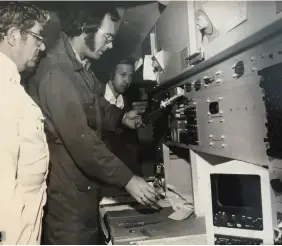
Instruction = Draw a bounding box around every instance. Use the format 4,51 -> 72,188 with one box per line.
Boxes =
0,2 -> 50,244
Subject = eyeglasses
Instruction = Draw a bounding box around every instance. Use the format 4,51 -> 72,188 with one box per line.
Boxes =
21,29 -> 44,46
98,28 -> 115,45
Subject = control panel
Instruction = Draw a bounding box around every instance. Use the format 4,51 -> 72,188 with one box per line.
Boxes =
169,97 -> 199,146
213,211 -> 263,231
214,234 -> 263,245
166,33 -> 282,165
169,98 -> 188,143
181,106 -> 199,145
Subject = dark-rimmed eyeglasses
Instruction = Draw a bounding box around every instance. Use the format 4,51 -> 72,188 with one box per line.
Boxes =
21,29 -> 44,46
98,28 -> 115,45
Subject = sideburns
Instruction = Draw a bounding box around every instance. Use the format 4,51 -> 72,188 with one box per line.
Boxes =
20,31 -> 28,43
85,32 -> 95,52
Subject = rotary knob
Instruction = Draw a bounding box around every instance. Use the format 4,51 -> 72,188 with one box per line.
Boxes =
233,61 -> 245,78
185,82 -> 192,92
219,213 -> 228,226
194,79 -> 202,91
203,76 -> 214,84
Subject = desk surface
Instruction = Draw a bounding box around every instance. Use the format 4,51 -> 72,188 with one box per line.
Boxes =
104,205 -> 206,245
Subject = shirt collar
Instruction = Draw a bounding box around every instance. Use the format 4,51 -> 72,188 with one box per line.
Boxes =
0,52 -> 21,85
70,44 -> 89,68
61,32 -> 83,71
104,83 -> 124,109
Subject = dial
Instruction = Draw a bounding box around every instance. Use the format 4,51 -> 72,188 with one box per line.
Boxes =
194,79 -> 202,91
234,61 -> 245,78
185,82 -> 192,92
203,76 -> 214,84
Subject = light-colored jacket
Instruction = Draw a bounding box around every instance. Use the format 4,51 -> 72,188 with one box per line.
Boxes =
0,52 -> 49,245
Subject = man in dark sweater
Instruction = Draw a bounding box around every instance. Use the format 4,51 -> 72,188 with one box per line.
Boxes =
101,59 -> 142,176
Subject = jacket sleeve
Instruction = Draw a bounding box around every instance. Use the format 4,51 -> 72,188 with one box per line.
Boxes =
38,70 -> 134,188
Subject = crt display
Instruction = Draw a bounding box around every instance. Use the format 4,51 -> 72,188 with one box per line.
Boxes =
214,174 -> 262,208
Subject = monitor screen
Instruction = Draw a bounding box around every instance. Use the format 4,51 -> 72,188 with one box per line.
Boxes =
211,174 -> 262,209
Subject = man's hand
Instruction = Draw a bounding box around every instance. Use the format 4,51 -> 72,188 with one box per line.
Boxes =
125,175 -> 162,207
122,109 -> 145,129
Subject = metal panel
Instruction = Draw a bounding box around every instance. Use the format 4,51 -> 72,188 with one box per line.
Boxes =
153,1 -> 282,86
127,2 -> 163,60
203,1 -> 282,60
155,1 -> 189,52
166,32 -> 282,166
149,17 -> 282,93
155,1 -> 190,81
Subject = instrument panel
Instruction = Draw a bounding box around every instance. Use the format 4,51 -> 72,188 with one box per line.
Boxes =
167,33 -> 282,165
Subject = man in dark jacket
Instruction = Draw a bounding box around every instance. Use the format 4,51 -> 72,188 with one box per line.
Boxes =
27,4 -> 160,245
102,59 -> 142,176
100,59 -> 143,199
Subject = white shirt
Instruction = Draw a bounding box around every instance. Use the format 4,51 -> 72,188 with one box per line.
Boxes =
104,83 -> 124,109
0,52 -> 49,244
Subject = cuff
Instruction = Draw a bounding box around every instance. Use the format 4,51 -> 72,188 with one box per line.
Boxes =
114,159 -> 134,188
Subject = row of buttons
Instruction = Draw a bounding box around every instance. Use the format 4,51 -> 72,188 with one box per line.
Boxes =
184,48 -> 282,93
186,61 -> 245,91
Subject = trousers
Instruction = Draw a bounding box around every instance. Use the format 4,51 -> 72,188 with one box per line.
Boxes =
41,186 -> 101,245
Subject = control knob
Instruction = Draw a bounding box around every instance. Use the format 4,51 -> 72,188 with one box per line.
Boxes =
218,213 -> 228,226
203,76 -> 214,84
232,61 -> 245,78
185,82 -> 192,92
194,79 -> 202,91
253,218 -> 263,229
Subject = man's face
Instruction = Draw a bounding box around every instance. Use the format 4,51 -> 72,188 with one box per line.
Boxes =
112,64 -> 133,94
84,13 -> 117,60
17,21 -> 46,71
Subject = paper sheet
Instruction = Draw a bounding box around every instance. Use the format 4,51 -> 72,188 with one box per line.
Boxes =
143,55 -> 156,81
166,187 -> 194,220
134,57 -> 143,72
153,50 -> 170,71
168,209 -> 194,221
149,180 -> 194,220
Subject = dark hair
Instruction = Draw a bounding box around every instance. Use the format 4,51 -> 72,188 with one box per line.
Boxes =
60,3 -> 120,38
0,1 -> 50,42
116,58 -> 135,69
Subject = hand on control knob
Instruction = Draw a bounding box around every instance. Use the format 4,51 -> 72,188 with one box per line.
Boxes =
125,175 -> 162,207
